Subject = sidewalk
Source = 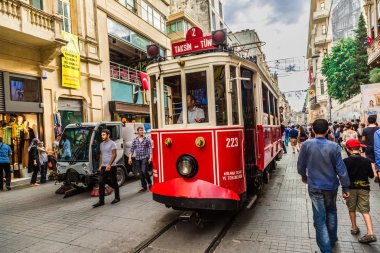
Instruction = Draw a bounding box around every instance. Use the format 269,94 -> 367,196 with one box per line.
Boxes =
217,152 -> 380,253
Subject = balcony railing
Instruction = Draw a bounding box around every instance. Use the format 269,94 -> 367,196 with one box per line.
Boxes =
0,0 -> 62,43
368,35 -> 380,65
313,9 -> 329,20
110,61 -> 142,86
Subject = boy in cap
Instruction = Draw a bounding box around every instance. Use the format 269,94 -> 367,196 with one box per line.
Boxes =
343,139 -> 377,243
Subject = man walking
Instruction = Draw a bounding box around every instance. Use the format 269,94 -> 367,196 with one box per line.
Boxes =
289,125 -> 298,153
297,119 -> 350,253
93,129 -> 120,208
129,126 -> 152,192
0,137 -> 12,191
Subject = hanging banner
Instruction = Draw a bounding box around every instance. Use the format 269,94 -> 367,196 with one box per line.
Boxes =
61,31 -> 81,89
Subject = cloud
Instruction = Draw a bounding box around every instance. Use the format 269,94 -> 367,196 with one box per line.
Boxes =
224,0 -> 307,26
223,0 -> 310,111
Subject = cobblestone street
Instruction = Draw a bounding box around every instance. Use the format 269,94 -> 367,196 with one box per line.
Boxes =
1,153 -> 380,252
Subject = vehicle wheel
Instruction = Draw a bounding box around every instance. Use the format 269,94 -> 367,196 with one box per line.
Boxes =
116,167 -> 126,187
253,174 -> 264,194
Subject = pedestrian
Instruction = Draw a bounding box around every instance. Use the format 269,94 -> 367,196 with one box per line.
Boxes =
0,137 -> 12,191
285,126 -> 290,146
289,125 -> 298,154
342,122 -> 358,156
37,141 -> 48,184
374,128 -> 380,182
129,126 -> 152,193
362,115 -> 379,182
352,119 -> 359,132
297,119 -> 350,253
281,125 -> 287,154
52,135 -> 61,157
29,138 -> 40,186
93,129 -> 120,208
357,122 -> 366,141
343,139 -> 377,244
297,126 -> 308,150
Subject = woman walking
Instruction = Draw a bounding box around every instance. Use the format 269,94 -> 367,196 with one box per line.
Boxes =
29,138 -> 40,186
37,141 -> 48,184
298,126 -> 308,150
343,122 -> 358,156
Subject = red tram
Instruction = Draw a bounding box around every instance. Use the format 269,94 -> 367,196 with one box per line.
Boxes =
146,29 -> 282,211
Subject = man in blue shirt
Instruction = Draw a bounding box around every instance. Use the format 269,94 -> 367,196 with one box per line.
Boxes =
0,137 -> 12,191
298,119 -> 350,253
284,127 -> 290,146
289,125 -> 299,153
374,129 -> 380,179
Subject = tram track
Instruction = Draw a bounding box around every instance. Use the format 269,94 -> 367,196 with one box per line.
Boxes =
129,195 -> 258,253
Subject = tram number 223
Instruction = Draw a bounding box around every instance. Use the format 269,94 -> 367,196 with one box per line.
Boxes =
226,138 -> 239,148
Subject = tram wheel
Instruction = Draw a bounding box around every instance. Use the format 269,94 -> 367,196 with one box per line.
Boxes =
263,169 -> 270,184
253,174 -> 264,194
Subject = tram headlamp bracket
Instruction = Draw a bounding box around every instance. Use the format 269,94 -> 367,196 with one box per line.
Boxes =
176,154 -> 198,178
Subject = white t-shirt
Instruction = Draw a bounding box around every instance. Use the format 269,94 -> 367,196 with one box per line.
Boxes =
177,106 -> 205,124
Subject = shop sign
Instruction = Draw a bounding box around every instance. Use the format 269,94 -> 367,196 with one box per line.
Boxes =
61,31 -> 81,89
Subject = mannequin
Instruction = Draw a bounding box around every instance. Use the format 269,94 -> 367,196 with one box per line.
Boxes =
22,121 -> 35,167
12,115 -> 24,171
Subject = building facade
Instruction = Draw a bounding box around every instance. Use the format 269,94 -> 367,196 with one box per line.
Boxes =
169,0 -> 225,36
364,0 -> 380,67
307,0 -> 333,121
0,0 -> 171,179
332,0 -> 362,41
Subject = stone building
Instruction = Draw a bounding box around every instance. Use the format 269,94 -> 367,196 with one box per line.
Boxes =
0,0 -> 171,178
169,0 -> 225,36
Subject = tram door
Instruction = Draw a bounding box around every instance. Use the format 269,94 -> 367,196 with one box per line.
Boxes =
241,69 -> 256,191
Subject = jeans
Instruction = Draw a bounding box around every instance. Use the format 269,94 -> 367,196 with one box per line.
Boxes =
30,164 -> 40,184
0,162 -> 11,189
308,189 -> 338,253
136,158 -> 152,189
285,137 -> 289,146
40,161 -> 48,183
98,166 -> 120,203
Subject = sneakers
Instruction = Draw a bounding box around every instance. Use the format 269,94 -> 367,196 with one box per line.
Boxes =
359,234 -> 377,244
138,188 -> 147,193
92,202 -> 104,208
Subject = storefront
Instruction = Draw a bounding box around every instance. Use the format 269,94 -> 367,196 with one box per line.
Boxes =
0,71 -> 43,178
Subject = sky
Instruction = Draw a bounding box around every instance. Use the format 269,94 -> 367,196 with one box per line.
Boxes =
224,0 -> 310,111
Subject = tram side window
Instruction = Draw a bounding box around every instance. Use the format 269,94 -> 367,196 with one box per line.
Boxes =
274,97 -> 278,125
269,92 -> 274,116
150,75 -> 158,129
230,66 -> 239,125
214,66 -> 227,126
262,84 -> 269,114
180,71 -> 208,124
163,75 -> 182,125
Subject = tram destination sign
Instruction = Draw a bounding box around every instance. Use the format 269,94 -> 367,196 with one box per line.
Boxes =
172,35 -> 216,57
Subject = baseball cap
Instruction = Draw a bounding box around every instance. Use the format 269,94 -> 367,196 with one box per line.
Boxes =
346,139 -> 366,149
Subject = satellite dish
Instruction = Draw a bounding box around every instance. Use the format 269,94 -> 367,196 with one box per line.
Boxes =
241,69 -> 252,89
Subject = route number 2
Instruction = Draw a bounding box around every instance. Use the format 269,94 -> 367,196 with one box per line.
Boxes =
226,138 -> 238,148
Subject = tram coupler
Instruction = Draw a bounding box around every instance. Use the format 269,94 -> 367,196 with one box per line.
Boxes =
179,211 -> 195,223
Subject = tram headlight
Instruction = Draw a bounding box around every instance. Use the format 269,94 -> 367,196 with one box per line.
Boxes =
176,154 -> 198,178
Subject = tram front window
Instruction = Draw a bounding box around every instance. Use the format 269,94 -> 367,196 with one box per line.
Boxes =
163,75 -> 182,125
178,71 -> 208,124
214,65 -> 227,126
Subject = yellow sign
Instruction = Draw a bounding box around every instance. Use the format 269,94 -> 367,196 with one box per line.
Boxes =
309,89 -> 315,97
61,31 -> 81,89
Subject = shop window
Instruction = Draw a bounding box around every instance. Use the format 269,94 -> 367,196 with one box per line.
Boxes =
184,71 -> 208,124
320,2 -> 325,10
58,0 -> 72,33
106,125 -> 121,141
214,66 -> 227,126
163,75 -> 182,125
9,76 -> 40,102
30,0 -> 43,10
230,66 -> 239,125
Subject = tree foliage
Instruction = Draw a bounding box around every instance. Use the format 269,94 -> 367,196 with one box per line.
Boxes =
370,68 -> 380,83
321,13 -> 369,103
322,39 -> 357,103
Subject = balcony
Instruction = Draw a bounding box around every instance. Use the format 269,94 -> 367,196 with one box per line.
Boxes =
313,9 -> 329,21
368,36 -> 380,66
0,0 -> 64,47
110,61 -> 142,86
314,34 -> 332,46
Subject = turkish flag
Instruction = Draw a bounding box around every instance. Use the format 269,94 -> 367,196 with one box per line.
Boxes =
368,36 -> 373,45
140,72 -> 149,91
